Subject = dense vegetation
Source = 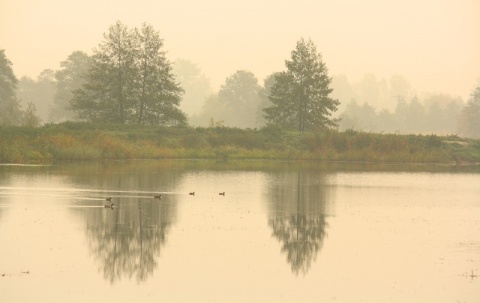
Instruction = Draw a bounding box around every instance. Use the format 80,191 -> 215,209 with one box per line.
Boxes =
1,122 -> 479,165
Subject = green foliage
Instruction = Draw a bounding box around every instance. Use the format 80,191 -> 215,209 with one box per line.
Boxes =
0,49 -> 22,125
71,21 -> 186,126
264,38 -> 339,131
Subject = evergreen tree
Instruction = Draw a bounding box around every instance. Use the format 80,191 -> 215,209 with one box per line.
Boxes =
264,38 -> 339,131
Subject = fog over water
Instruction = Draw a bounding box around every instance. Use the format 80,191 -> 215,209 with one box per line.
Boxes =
1,0 -> 479,103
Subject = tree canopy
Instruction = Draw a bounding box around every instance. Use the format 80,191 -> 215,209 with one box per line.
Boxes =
71,21 -> 186,126
263,38 -> 339,131
0,49 -> 22,125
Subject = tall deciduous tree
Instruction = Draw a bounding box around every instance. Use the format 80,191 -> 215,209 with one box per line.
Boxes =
72,21 -> 137,123
264,38 -> 339,131
71,21 -> 186,126
0,49 -> 22,125
135,23 -> 185,126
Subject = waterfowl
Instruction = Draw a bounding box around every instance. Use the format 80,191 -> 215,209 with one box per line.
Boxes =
154,194 -> 162,199
105,197 -> 112,202
104,203 -> 114,209
219,192 -> 225,196
189,192 -> 195,196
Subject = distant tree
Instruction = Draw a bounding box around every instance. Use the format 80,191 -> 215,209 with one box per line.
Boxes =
406,96 -> 426,133
444,100 -> 462,134
192,94 -> 225,127
264,38 -> 339,131
218,70 -> 263,128
338,100 -> 377,132
173,59 -> 211,118
393,96 -> 408,132
51,51 -> 91,122
355,74 -> 389,109
330,74 -> 356,113
35,70 -> 55,122
17,70 -> 55,123
338,99 -> 361,131
0,49 -> 22,125
458,86 -> 480,138
22,102 -> 41,127
376,109 -> 395,133
71,21 -> 186,126
425,101 -> 445,133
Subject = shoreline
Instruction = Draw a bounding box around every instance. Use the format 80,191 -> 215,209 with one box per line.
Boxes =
1,123 -> 479,165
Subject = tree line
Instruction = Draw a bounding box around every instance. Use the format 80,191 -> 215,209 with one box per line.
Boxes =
1,21 -> 479,138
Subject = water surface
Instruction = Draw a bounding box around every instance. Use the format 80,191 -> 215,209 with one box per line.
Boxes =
0,160 -> 479,302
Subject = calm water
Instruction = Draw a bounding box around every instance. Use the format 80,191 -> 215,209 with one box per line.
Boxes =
0,160 -> 479,302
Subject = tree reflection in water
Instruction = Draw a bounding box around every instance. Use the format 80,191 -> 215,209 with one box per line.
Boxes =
268,170 -> 332,275
86,198 -> 175,284
68,161 -> 182,284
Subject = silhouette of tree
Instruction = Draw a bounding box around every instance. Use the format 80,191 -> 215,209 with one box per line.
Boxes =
264,38 -> 339,131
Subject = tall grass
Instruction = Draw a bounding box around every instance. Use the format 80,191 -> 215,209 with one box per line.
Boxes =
0,122 -> 479,164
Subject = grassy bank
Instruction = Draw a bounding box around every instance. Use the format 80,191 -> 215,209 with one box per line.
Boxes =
1,122 -> 479,164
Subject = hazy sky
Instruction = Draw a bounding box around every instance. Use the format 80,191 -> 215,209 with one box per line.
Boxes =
1,0 -> 479,100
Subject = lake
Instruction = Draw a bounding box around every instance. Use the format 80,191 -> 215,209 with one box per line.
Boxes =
0,160 -> 479,302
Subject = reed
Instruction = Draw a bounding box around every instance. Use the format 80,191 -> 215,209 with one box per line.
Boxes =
0,123 -> 479,164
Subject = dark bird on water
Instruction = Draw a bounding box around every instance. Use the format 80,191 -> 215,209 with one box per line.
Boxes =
106,197 -> 112,202
154,194 -> 162,199
189,192 -> 195,196
219,192 -> 225,196
104,203 -> 114,209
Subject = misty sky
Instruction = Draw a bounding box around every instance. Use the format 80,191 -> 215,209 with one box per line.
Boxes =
1,0 -> 479,101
